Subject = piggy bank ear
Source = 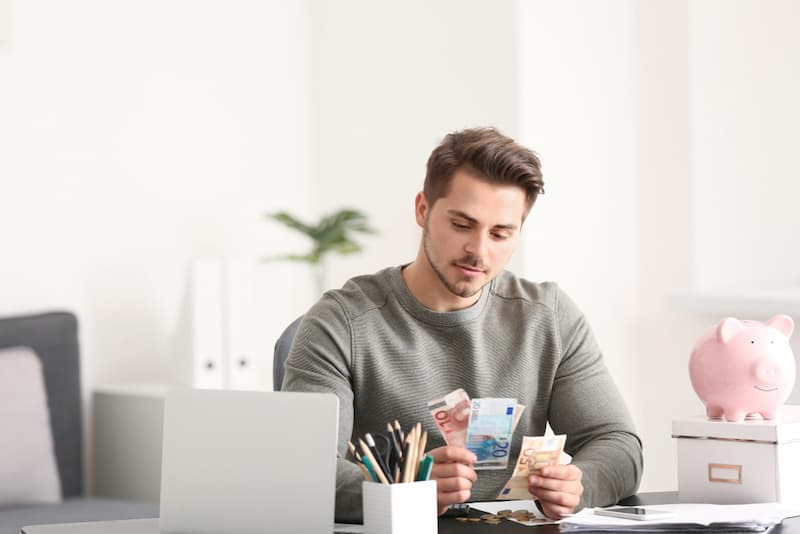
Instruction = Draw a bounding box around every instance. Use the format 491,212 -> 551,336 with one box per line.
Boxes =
717,317 -> 744,343
765,314 -> 794,339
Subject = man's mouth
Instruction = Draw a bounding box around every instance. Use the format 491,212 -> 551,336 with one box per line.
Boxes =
454,263 -> 485,276
754,385 -> 779,392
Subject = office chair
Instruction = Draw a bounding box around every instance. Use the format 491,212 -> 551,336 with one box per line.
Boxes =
272,315 -> 304,391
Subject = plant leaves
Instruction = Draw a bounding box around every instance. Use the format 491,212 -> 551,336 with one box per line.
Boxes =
264,207 -> 377,264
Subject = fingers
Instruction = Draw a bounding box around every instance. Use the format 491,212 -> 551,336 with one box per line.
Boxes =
437,486 -> 472,512
427,445 -> 477,465
528,464 -> 584,519
529,465 -> 581,489
431,461 -> 477,484
539,464 -> 582,481
432,459 -> 476,512
537,500 -> 576,519
427,445 -> 478,515
528,484 -> 581,512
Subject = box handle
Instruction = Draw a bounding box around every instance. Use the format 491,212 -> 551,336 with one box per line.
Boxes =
707,463 -> 742,484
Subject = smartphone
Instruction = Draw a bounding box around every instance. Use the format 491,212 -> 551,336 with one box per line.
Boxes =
594,506 -> 675,521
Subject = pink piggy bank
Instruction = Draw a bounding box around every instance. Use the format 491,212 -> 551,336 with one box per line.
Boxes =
689,314 -> 796,422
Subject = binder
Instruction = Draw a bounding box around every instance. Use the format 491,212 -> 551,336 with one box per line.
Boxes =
190,259 -> 226,389
224,259 -> 261,390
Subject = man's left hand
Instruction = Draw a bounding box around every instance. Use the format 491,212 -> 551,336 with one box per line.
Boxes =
527,464 -> 583,519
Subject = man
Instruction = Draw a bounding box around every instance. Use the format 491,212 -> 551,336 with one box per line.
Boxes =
282,127 -> 643,522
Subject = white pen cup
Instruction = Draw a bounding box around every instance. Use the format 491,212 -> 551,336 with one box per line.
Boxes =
362,480 -> 437,534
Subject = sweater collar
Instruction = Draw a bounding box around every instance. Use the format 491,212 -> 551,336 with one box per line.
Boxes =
386,265 -> 492,326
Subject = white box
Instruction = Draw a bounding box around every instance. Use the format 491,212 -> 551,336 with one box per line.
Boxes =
362,480 -> 437,534
672,405 -> 800,505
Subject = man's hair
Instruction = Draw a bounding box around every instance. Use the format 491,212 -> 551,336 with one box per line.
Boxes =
424,127 -> 545,216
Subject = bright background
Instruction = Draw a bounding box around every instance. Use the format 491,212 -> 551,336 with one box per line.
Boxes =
2,0 -> 800,494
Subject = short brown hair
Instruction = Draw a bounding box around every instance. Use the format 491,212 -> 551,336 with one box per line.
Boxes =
424,127 -> 544,216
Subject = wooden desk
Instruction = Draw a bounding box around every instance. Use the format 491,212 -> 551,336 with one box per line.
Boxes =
437,492 -> 800,533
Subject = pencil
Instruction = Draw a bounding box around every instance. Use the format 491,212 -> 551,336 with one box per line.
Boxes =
357,461 -> 372,481
359,438 -> 390,484
399,436 -> 411,482
403,425 -> 418,483
348,441 -> 361,462
387,422 -> 403,461
394,419 -> 404,443
412,423 -> 422,480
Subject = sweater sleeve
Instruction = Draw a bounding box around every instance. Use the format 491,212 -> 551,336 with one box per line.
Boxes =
547,287 -> 644,509
280,295 -> 365,522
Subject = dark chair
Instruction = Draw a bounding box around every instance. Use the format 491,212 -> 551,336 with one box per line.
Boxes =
0,311 -> 158,534
273,315 -> 304,391
0,312 -> 83,498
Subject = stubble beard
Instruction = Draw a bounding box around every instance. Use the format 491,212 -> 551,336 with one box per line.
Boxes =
422,224 -> 486,299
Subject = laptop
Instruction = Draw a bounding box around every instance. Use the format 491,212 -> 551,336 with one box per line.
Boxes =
22,389 -> 341,534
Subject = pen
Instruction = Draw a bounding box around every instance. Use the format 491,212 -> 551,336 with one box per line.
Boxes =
416,454 -> 434,481
360,455 -> 380,483
359,438 -> 390,484
365,433 -> 393,483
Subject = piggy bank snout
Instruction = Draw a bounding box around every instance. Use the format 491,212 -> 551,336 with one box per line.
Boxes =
750,359 -> 785,388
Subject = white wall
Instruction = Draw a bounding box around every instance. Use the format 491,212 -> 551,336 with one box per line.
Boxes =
691,0 -> 800,291
0,0 -> 314,389
310,0 -> 522,289
517,0 -> 641,411
518,0 -> 800,493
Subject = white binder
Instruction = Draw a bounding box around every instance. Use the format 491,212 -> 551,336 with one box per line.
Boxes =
224,259 -> 261,390
190,259 -> 226,389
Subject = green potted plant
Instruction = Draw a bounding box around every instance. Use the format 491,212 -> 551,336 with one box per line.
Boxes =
264,208 -> 377,295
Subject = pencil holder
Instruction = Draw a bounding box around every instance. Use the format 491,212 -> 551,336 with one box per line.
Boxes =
362,480 -> 437,534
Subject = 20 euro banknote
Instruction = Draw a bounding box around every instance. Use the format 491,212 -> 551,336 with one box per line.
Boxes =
464,398 -> 516,469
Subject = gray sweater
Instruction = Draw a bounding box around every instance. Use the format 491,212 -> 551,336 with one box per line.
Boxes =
282,266 -> 643,522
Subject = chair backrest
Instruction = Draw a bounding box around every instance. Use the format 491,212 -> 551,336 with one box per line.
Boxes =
0,311 -> 83,497
273,315 -> 304,391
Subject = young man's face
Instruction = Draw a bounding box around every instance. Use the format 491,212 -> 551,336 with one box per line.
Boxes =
416,168 -> 527,300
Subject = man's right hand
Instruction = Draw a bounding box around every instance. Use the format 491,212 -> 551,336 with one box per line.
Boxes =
426,446 -> 478,515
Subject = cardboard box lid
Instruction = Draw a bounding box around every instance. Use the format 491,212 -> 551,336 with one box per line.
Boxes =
672,405 -> 800,444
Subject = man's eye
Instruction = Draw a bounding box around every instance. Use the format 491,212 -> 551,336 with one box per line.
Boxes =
492,233 -> 509,240
452,222 -> 469,230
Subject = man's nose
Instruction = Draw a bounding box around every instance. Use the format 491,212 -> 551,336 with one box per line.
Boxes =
464,231 -> 489,258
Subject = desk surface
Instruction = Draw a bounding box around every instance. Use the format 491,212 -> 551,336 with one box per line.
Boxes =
19,493 -> 800,533
438,492 -> 800,533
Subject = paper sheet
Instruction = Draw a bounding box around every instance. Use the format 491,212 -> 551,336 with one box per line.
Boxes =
560,503 -> 800,532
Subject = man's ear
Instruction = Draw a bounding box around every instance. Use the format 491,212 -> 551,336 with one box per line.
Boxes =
414,191 -> 428,228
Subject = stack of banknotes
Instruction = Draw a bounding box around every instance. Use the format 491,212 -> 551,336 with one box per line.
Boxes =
427,388 -> 568,499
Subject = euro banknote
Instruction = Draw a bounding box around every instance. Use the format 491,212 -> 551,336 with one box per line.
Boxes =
496,434 -> 566,500
464,398 -> 516,469
428,389 -> 526,448
427,388 -> 472,447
